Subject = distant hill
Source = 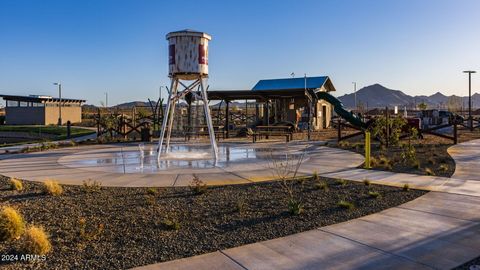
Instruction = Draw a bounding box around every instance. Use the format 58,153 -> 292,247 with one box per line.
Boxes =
338,84 -> 480,109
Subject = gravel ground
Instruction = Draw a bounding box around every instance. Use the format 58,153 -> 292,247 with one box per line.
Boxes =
336,134 -> 456,177
454,256 -> 480,270
0,176 -> 426,270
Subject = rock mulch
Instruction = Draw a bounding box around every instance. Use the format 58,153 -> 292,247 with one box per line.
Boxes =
0,175 -> 426,270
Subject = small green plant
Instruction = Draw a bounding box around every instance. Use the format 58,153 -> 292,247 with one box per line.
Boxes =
363,179 -> 371,186
235,198 -> 247,214
439,163 -> 449,173
20,225 -> 51,255
189,174 -> 207,195
9,178 -> 23,191
403,183 -> 410,191
288,199 -> 304,215
162,216 -> 181,231
335,179 -> 347,186
337,200 -> 355,210
146,187 -> 158,196
144,195 -> 156,206
312,171 -> 319,181
0,206 -> 25,241
368,191 -> 381,199
424,167 -> 435,176
314,181 -> 329,191
82,179 -> 102,193
43,180 -> 63,196
78,218 -> 104,241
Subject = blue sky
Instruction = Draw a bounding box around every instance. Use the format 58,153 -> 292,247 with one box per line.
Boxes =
0,0 -> 479,106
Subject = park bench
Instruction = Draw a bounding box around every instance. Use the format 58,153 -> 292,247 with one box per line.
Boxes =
253,125 -> 293,143
185,125 -> 226,141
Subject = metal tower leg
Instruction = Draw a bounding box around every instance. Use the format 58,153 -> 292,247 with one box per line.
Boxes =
157,78 -> 175,161
200,78 -> 219,160
165,80 -> 179,153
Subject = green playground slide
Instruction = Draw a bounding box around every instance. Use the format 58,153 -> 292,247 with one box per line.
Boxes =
315,91 -> 367,129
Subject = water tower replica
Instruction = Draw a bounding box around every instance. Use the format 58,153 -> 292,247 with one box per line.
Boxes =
157,29 -> 219,161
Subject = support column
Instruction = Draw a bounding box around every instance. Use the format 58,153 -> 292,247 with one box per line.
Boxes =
157,78 -> 175,160
165,79 -> 179,153
225,101 -> 230,138
200,77 -> 219,160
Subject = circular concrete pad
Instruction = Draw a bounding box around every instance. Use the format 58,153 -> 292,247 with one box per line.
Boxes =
0,141 -> 364,187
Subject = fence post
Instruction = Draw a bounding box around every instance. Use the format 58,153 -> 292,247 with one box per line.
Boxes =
364,131 -> 371,169
337,118 -> 341,142
385,106 -> 389,148
454,122 -> 457,144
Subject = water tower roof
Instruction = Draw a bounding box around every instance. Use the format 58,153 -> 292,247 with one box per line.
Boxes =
166,29 -> 212,40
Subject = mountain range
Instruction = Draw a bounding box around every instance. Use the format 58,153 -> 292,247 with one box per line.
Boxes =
84,83 -> 480,110
337,84 -> 480,110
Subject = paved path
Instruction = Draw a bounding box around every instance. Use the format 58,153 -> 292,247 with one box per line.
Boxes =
134,139 -> 480,270
0,141 -> 364,187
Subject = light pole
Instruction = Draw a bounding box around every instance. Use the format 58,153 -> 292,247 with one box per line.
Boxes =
53,82 -> 62,125
104,92 -> 108,108
463,70 -> 476,131
352,82 -> 357,111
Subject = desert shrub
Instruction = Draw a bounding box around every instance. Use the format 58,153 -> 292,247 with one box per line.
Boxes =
368,191 -> 381,199
314,181 -> 329,191
0,206 -> 25,241
335,179 -> 347,186
9,178 -> 23,191
162,216 -> 180,231
403,183 -> 410,191
146,187 -> 158,196
78,218 -> 104,241
235,199 -> 247,214
401,143 -> 417,165
82,179 -> 102,193
363,179 -> 371,186
338,141 -> 350,148
270,146 -> 308,215
337,200 -> 355,210
20,225 -> 51,255
312,171 -> 319,181
288,199 -> 304,215
439,163 -> 449,173
424,167 -> 435,176
189,174 -> 207,195
371,115 -> 407,146
43,180 -> 63,196
427,157 -> 436,165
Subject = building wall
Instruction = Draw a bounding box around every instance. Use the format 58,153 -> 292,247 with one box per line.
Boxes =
44,105 -> 82,125
5,107 -> 45,125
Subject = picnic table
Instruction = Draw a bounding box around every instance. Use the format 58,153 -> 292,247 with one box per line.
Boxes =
252,125 -> 293,143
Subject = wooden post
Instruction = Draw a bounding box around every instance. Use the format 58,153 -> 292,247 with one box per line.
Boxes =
337,117 -> 341,142
265,100 -> 270,139
187,97 -> 192,140
96,107 -> 100,136
454,122 -> 458,144
225,101 -> 230,138
245,99 -> 248,128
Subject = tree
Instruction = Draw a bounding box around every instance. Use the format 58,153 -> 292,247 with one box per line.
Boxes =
418,102 -> 428,110
447,96 -> 462,113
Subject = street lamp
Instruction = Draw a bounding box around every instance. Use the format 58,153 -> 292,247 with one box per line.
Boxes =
53,82 -> 62,125
463,70 -> 476,131
352,82 -> 357,111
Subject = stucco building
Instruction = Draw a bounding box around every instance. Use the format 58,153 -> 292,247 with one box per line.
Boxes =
0,95 -> 85,125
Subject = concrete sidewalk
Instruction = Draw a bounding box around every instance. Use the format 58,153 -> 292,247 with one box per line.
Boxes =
134,139 -> 480,270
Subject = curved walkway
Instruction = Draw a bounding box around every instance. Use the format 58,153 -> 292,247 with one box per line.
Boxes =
134,139 -> 480,270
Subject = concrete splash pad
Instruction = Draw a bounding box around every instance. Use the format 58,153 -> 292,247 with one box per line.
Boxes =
0,141 -> 364,187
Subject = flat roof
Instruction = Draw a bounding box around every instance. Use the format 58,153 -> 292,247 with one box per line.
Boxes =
0,94 -> 86,103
